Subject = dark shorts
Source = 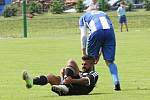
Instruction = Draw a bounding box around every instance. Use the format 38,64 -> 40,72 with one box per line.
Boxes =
119,15 -> 127,24
87,28 -> 116,61
66,84 -> 94,95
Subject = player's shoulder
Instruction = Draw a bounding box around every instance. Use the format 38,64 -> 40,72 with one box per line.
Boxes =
80,71 -> 98,76
89,71 -> 99,76
79,14 -> 86,21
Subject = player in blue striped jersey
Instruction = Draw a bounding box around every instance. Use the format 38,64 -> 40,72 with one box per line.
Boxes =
79,7 -> 121,91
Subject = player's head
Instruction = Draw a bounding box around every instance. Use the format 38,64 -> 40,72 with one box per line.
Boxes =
81,55 -> 95,72
92,0 -> 97,4
85,3 -> 99,12
120,0 -> 126,6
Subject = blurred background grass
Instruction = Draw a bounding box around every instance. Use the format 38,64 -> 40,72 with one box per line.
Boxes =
0,9 -> 150,100
0,9 -> 150,38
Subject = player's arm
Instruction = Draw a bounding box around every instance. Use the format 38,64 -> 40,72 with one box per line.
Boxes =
80,25 -> 87,56
64,72 -> 98,86
117,7 -> 121,16
79,16 -> 87,56
64,76 -> 89,85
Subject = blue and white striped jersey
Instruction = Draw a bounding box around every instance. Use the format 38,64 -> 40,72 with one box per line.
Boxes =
79,11 -> 113,33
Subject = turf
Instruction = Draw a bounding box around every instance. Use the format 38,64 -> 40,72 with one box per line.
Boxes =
0,28 -> 150,100
0,9 -> 150,100
0,9 -> 150,38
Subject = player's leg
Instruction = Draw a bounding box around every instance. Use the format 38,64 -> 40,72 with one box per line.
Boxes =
66,59 -> 80,77
120,23 -> 123,32
66,84 -> 90,95
60,59 -> 80,80
86,30 -> 103,65
52,84 -> 90,96
125,23 -> 128,32
102,29 -> 121,91
33,75 -> 48,85
45,74 -> 61,85
51,60 -> 80,96
124,15 -> 128,32
51,85 -> 69,96
22,71 -> 62,88
22,70 -> 33,88
119,16 -> 123,32
105,60 -> 121,91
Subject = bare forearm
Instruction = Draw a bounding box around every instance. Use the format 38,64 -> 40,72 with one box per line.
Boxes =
82,48 -> 86,56
64,76 -> 89,85
80,26 -> 87,52
71,77 -> 89,85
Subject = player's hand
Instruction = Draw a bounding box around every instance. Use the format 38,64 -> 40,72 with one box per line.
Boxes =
94,53 -> 101,64
63,76 -> 73,84
94,59 -> 99,64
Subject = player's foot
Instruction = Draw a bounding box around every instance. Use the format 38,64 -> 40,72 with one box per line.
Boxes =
22,70 -> 33,89
114,83 -> 121,91
51,85 -> 69,96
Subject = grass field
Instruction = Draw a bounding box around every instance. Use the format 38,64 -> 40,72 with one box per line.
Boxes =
0,10 -> 150,100
0,9 -> 150,38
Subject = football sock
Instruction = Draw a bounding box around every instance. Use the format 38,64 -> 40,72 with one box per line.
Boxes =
65,66 -> 75,77
33,75 -> 48,85
108,63 -> 120,85
64,66 -> 80,79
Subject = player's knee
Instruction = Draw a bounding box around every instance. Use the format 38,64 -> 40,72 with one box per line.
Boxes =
105,60 -> 114,66
67,59 -> 79,75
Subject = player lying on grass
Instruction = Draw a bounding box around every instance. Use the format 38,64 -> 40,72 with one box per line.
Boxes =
22,55 -> 99,96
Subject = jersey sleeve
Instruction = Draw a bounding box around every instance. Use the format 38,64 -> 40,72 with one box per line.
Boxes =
85,71 -> 98,86
79,15 -> 87,49
79,15 -> 86,27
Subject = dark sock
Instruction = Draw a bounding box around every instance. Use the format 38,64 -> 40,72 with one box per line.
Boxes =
33,75 -> 48,85
65,67 -> 75,77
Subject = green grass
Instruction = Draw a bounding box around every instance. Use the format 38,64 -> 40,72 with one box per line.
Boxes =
0,28 -> 150,100
0,9 -> 150,37
0,9 -> 150,100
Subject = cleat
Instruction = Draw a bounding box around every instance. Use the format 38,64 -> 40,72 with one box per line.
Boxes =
51,85 -> 69,96
22,70 -> 33,89
114,83 -> 121,91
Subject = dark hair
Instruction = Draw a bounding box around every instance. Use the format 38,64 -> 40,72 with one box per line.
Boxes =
82,55 -> 95,61
120,1 -> 125,5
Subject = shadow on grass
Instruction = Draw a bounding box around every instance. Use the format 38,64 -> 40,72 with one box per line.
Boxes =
90,92 -> 113,95
123,87 -> 150,91
40,92 -> 113,98
36,92 -> 113,98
